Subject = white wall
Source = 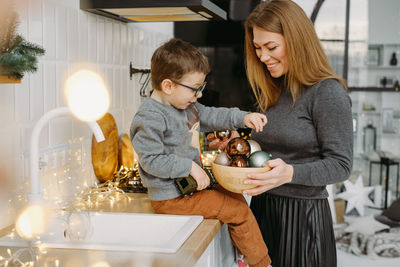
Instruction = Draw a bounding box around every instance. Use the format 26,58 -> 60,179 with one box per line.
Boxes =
0,0 -> 173,229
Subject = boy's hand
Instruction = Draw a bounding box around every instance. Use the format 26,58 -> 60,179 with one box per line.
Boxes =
244,113 -> 267,132
190,161 -> 210,190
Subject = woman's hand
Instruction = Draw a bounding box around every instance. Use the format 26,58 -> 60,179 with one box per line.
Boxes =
243,158 -> 294,196
244,113 -> 267,132
206,130 -> 240,151
190,161 -> 210,190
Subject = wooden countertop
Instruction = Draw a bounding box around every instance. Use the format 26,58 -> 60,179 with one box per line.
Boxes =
0,193 -> 223,267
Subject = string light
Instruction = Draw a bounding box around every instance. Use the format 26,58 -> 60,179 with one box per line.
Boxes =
201,151 -> 218,167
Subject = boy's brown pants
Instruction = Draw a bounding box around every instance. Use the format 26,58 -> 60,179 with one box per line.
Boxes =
150,186 -> 271,267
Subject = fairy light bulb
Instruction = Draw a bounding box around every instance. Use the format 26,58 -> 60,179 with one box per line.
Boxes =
15,205 -> 46,239
65,70 -> 110,122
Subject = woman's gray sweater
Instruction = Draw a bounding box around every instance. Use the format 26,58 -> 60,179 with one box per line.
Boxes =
251,78 -> 353,199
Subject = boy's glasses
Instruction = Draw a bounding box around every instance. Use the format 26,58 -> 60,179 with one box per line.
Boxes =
172,80 -> 207,97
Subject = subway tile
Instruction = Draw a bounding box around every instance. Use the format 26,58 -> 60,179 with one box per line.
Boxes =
0,84 -> 15,124
114,68 -> 121,109
0,127 -> 20,159
43,62 -> 56,112
120,24 -> 128,65
127,27 -> 134,60
15,0 -> 28,37
67,7 -> 79,61
109,110 -> 123,132
105,19 -> 113,64
49,116 -> 72,146
21,123 -> 49,153
56,6 -> 67,60
14,78 -> 30,123
112,22 -> 121,65
122,68 -> 129,108
78,12 -> 89,61
105,67 -> 114,108
87,14 -> 97,63
56,62 -> 68,107
81,140 -> 91,168
97,17 -> 105,63
43,0 -> 56,59
28,0 -> 43,46
72,118 -> 90,142
30,63 -> 44,121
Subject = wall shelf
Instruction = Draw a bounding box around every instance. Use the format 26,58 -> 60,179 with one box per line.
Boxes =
349,87 -> 399,92
0,75 -> 20,84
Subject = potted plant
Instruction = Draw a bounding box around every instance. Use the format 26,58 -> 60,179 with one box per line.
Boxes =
0,5 -> 45,83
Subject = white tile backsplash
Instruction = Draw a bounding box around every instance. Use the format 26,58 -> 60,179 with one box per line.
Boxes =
0,84 -> 15,123
56,6 -> 68,60
43,62 -> 57,112
29,63 -> 44,121
43,0 -> 56,59
97,17 -> 105,63
78,12 -> 89,61
0,0 -> 172,229
15,79 -> 31,123
67,8 -> 79,62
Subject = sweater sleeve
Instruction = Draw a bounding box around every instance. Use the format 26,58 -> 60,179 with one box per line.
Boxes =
130,110 -> 192,179
291,81 -> 353,186
194,102 -> 248,132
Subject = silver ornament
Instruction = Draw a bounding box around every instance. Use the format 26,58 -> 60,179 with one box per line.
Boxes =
214,152 -> 232,166
248,140 -> 262,154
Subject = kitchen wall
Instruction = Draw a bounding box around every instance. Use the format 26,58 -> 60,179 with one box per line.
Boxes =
0,0 -> 173,229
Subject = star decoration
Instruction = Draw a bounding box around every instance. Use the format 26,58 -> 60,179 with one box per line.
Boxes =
336,175 -> 375,216
344,214 -> 389,235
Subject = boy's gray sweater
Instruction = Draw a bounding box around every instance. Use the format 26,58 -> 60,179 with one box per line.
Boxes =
130,98 -> 248,201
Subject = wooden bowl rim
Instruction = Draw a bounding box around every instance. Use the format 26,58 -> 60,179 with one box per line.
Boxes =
211,162 -> 270,171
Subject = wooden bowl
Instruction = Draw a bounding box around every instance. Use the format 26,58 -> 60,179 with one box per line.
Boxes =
211,162 -> 270,193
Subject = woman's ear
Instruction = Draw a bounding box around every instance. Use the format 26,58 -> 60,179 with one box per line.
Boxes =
160,79 -> 174,95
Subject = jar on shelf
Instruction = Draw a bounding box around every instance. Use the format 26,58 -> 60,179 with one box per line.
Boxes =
390,52 -> 398,66
363,120 -> 376,152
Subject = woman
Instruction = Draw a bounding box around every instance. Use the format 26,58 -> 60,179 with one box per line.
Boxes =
224,0 -> 352,266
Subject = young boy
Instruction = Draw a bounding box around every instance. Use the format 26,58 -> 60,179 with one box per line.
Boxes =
130,38 -> 271,267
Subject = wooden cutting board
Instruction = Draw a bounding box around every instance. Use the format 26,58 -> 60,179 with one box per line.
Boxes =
91,113 -> 119,182
118,133 -> 135,169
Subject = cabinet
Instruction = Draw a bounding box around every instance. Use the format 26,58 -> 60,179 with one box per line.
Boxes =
194,224 -> 236,267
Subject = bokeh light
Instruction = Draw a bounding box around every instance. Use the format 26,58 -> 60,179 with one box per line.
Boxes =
65,70 -> 110,122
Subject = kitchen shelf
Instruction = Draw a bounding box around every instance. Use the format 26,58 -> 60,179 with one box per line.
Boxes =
0,75 -> 20,84
349,87 -> 399,92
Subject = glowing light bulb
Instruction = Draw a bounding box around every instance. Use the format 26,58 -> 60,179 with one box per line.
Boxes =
15,205 -> 46,239
65,70 -> 110,122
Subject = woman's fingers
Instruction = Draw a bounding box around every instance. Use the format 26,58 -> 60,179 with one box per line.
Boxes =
242,158 -> 292,196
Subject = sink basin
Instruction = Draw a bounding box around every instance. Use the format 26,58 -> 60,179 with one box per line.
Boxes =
0,212 -> 203,253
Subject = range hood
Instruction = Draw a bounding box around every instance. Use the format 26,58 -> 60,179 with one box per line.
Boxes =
80,0 -> 227,22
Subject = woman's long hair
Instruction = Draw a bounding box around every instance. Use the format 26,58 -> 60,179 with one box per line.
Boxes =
245,0 -> 346,111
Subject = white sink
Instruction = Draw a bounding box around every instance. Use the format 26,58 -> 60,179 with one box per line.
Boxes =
0,212 -> 203,253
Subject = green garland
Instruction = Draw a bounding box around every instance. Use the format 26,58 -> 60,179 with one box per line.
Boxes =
0,7 -> 45,80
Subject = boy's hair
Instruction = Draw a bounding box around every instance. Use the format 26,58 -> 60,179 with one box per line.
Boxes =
150,38 -> 210,90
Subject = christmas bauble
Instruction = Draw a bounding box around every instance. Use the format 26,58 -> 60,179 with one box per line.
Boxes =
226,137 -> 250,157
231,156 -> 248,168
247,140 -> 262,154
214,130 -> 231,141
214,151 -> 232,166
247,151 -> 272,167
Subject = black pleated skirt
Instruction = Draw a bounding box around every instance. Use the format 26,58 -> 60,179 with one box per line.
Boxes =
250,193 -> 337,267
